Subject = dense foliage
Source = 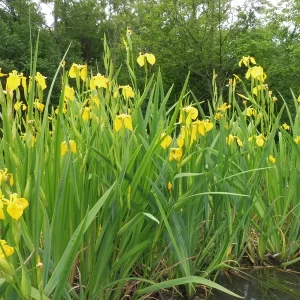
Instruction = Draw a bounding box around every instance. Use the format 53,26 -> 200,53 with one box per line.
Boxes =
0,1 -> 299,299
1,0 -> 300,107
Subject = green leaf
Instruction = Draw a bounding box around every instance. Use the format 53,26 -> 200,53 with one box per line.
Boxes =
136,276 -> 243,298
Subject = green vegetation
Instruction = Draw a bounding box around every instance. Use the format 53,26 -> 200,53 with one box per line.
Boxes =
0,0 -> 299,299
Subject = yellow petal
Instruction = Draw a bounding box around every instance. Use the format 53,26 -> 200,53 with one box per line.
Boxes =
137,54 -> 145,67
204,120 -> 213,132
123,116 -> 133,131
236,137 -> 243,147
61,141 -> 68,156
35,72 -> 47,90
6,70 -> 21,91
0,208 -> 5,220
114,118 -> 122,132
69,63 -> 78,78
197,121 -> 205,136
82,107 -> 91,121
177,135 -> 184,148
69,140 -> 77,153
7,203 -> 24,220
146,53 -> 156,65
80,65 -> 87,82
160,134 -> 172,149
256,135 -> 265,147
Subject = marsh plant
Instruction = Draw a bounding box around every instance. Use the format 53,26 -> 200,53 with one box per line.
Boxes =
0,31 -> 299,299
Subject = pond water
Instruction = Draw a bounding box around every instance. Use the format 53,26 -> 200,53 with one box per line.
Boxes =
206,267 -> 300,300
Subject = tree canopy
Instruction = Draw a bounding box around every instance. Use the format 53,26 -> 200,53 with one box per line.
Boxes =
1,0 -> 299,111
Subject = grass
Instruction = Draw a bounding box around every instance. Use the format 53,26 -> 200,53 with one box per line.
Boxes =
0,34 -> 299,299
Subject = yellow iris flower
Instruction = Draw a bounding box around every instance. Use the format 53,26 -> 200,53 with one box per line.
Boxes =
169,148 -> 183,162
160,133 -> 172,149
294,136 -> 300,144
268,155 -> 276,164
69,63 -> 87,82
82,107 -> 92,121
2,193 -> 29,220
0,240 -> 14,258
33,99 -> 45,112
217,103 -> 231,112
0,169 -> 14,186
64,86 -> 75,101
114,114 -> 133,132
35,72 -> 47,90
179,106 -> 198,124
238,56 -> 256,67
61,140 -> 77,156
90,74 -> 109,90
281,123 -> 290,130
119,85 -> 135,99
137,53 -> 156,67
255,134 -> 265,147
6,70 -> 21,91
14,101 -> 26,112
246,66 -> 267,82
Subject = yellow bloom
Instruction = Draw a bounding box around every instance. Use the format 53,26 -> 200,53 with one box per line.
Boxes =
215,112 -> 223,120
69,63 -> 87,81
3,193 -> 29,220
179,106 -> 198,124
119,85 -> 135,99
90,74 -> 109,90
90,96 -> 100,108
238,56 -> 256,67
0,169 -> 13,186
268,155 -> 276,164
6,70 -> 21,91
69,63 -> 79,78
180,125 -> 197,145
297,96 -> 300,103
21,76 -> 27,91
281,123 -> 290,130
226,134 -> 235,145
61,140 -> 77,156
0,240 -> 14,258
33,99 -> 45,112
0,200 -> 4,220
177,135 -> 184,147
14,101 -> 27,111
194,119 -> 214,136
245,66 -> 266,82
55,103 -> 67,114
137,53 -> 156,67
160,133 -> 172,149
82,107 -> 92,121
80,65 -> 87,82
35,72 -> 47,90
64,86 -> 75,101
169,148 -> 183,162
126,27 -> 132,35
167,181 -> 172,191
236,137 -> 243,147
217,103 -> 231,111
255,134 -> 265,147
246,107 -> 257,117
294,136 -> 300,144
114,114 -> 133,132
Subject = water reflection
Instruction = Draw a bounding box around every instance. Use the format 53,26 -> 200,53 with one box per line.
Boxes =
207,267 -> 300,300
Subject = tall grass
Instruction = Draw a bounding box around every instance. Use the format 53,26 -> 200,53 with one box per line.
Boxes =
0,34 -> 299,299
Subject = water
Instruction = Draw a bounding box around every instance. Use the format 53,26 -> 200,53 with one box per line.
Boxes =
206,267 -> 300,300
